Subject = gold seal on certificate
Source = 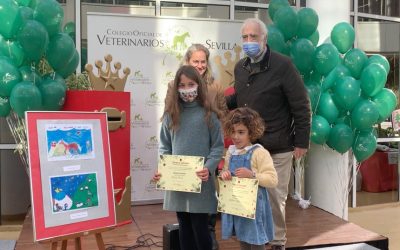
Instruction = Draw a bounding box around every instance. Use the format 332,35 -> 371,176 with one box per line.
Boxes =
217,177 -> 259,219
156,154 -> 204,193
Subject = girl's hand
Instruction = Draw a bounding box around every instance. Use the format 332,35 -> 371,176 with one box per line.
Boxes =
234,167 -> 254,178
219,170 -> 232,180
196,168 -> 210,182
152,172 -> 161,182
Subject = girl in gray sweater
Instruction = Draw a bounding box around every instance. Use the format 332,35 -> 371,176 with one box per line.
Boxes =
153,65 -> 224,250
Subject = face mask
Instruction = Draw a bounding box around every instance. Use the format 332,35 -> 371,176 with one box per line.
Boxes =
243,42 -> 261,58
178,87 -> 198,102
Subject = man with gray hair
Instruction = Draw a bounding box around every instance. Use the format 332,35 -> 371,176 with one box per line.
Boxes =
226,18 -> 311,250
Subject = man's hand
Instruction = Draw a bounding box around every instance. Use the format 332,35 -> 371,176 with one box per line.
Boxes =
294,147 -> 308,159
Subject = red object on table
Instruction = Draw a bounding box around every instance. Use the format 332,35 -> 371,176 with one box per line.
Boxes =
359,151 -> 399,192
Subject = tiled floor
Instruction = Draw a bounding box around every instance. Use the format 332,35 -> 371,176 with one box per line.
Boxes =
349,202 -> 400,250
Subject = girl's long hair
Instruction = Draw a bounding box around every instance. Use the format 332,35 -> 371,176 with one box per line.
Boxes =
182,43 -> 214,85
162,65 -> 212,131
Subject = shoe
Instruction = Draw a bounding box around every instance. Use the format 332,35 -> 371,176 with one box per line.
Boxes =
210,231 -> 219,250
271,245 -> 285,250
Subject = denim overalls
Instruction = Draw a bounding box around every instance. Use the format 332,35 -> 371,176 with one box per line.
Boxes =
221,145 -> 275,245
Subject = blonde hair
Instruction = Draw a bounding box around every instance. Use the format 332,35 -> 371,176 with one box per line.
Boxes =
182,43 -> 214,85
162,65 -> 212,131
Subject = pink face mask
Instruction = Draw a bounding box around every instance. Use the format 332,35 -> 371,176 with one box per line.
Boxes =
178,87 -> 198,102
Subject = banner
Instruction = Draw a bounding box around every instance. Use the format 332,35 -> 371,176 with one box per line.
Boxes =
87,13 -> 243,203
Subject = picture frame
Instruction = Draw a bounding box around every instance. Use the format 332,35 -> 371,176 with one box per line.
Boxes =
26,111 -> 116,242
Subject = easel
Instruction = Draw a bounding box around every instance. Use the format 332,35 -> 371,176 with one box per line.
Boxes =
47,227 -> 114,250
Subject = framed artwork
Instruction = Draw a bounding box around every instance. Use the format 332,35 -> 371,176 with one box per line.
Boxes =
26,111 -> 116,241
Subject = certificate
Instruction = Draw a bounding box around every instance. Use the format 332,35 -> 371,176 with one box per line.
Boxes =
156,154 -> 204,193
217,177 -> 259,219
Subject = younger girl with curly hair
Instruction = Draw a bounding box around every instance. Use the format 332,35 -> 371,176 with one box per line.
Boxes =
220,107 -> 278,250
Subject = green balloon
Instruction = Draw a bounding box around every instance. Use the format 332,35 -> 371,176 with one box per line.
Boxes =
371,88 -> 397,122
33,0 -> 64,37
313,43 -> 339,75
335,112 -> 352,127
268,0 -> 290,21
366,54 -> 390,75
297,8 -> 319,38
352,131 -> 377,162
43,72 -> 67,91
17,20 -> 48,61
316,92 -> 339,124
311,115 -> 331,145
46,33 -> 75,70
326,124 -> 353,154
290,38 -> 315,74
343,48 -> 368,79
0,0 -> 23,39
38,78 -> 66,111
360,63 -> 387,97
351,99 -> 379,130
0,96 -> 11,117
15,0 -> 31,6
63,21 -> 75,36
321,64 -> 350,91
0,58 -> 22,96
331,22 -> 355,54
19,65 -> 42,84
19,6 -> 34,24
307,30 -> 319,46
267,25 -> 288,55
332,76 -> 361,111
57,50 -> 79,78
28,0 -> 39,8
0,40 -> 25,66
10,81 -> 42,117
274,6 -> 299,41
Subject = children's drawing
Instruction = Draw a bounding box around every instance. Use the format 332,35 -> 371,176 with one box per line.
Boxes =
50,173 -> 99,213
46,124 -> 95,161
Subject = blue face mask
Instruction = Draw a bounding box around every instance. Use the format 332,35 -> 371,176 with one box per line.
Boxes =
243,42 -> 261,58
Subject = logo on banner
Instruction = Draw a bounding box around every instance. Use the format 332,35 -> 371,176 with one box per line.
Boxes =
128,70 -> 153,85
145,92 -> 163,107
161,71 -> 175,86
145,136 -> 159,150
132,157 -> 151,171
162,26 -> 192,64
131,113 -> 151,128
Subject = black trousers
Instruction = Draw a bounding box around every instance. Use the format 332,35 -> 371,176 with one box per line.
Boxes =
176,212 -> 212,250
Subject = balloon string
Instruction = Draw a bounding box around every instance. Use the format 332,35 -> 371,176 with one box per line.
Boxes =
313,74 -> 324,114
7,42 -> 11,58
31,62 -> 36,84
6,112 -> 29,176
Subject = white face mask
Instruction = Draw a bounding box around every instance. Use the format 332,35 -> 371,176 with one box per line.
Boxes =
178,86 -> 198,102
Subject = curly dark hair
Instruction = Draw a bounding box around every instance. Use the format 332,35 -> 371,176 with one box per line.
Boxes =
223,107 -> 265,142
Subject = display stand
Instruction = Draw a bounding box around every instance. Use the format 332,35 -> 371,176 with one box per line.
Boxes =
46,227 -> 113,250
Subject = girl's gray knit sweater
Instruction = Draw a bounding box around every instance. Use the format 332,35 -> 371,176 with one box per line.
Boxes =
159,101 -> 224,213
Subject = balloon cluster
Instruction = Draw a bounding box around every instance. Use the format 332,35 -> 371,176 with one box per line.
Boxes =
267,0 -> 398,162
0,0 -> 79,118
